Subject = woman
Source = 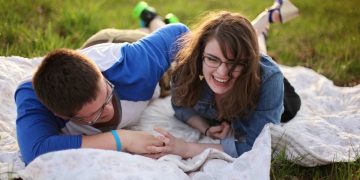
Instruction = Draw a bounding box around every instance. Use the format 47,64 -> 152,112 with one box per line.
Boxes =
148,0 -> 301,158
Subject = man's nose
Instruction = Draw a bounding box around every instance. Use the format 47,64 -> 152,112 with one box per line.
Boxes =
102,102 -> 113,115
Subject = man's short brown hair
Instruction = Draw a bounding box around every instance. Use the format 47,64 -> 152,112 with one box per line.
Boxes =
33,48 -> 102,117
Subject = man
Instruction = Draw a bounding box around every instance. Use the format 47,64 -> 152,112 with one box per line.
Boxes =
15,8 -> 188,165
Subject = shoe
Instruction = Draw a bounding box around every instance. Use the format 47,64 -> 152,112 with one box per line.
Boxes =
133,1 -> 158,27
268,0 -> 299,23
262,26 -> 270,40
164,13 -> 180,24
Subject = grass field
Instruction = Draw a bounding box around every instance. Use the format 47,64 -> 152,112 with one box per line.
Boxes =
1,0 -> 359,179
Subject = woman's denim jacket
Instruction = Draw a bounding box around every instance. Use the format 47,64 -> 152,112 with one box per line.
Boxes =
172,55 -> 284,158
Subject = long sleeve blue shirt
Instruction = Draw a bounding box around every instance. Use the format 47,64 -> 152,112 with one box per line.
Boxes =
15,23 -> 189,165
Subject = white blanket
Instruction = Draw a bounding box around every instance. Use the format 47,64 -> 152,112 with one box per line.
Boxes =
0,56 -> 359,179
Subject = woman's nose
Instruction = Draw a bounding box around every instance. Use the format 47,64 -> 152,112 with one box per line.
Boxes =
216,63 -> 230,76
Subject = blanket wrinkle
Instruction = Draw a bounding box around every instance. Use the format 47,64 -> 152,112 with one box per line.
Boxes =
0,56 -> 359,179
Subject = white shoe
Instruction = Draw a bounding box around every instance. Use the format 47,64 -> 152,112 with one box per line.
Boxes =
268,0 -> 299,23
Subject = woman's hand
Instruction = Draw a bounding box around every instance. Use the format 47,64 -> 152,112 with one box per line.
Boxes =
206,121 -> 230,139
144,127 -> 188,158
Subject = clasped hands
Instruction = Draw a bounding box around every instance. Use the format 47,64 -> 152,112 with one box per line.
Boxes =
135,121 -> 230,159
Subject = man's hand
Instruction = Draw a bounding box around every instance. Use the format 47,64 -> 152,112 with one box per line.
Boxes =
118,130 -> 164,154
206,121 -> 230,139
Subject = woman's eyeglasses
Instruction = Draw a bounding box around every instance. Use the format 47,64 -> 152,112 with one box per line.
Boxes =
202,54 -> 247,72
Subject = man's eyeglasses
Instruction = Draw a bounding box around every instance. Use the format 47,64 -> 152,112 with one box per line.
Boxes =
203,54 -> 247,72
69,79 -> 115,125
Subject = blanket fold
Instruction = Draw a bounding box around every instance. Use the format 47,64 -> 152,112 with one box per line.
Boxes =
0,56 -> 359,179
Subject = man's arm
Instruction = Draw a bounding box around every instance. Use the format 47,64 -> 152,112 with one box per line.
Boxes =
15,83 -> 163,164
15,82 -> 82,164
81,129 -> 163,154
79,23 -> 189,102
109,23 -> 189,101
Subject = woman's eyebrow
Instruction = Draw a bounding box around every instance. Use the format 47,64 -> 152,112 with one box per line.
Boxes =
204,53 -> 221,60
205,53 -> 234,61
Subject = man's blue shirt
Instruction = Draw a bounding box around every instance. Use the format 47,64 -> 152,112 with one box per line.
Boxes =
15,23 -> 189,165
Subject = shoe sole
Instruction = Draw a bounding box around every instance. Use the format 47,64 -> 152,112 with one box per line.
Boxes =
281,0 -> 300,23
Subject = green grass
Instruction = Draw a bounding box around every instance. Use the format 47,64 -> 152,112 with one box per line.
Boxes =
1,0 -> 359,85
271,150 -> 360,180
1,0 -> 359,179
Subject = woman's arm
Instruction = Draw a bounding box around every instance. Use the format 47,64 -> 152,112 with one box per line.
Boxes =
172,101 -> 230,139
146,128 -> 224,158
187,116 -> 230,139
185,115 -> 209,134
225,71 -> 284,157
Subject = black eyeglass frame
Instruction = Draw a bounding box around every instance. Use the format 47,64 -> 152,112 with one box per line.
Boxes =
202,54 -> 247,72
69,79 -> 115,125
